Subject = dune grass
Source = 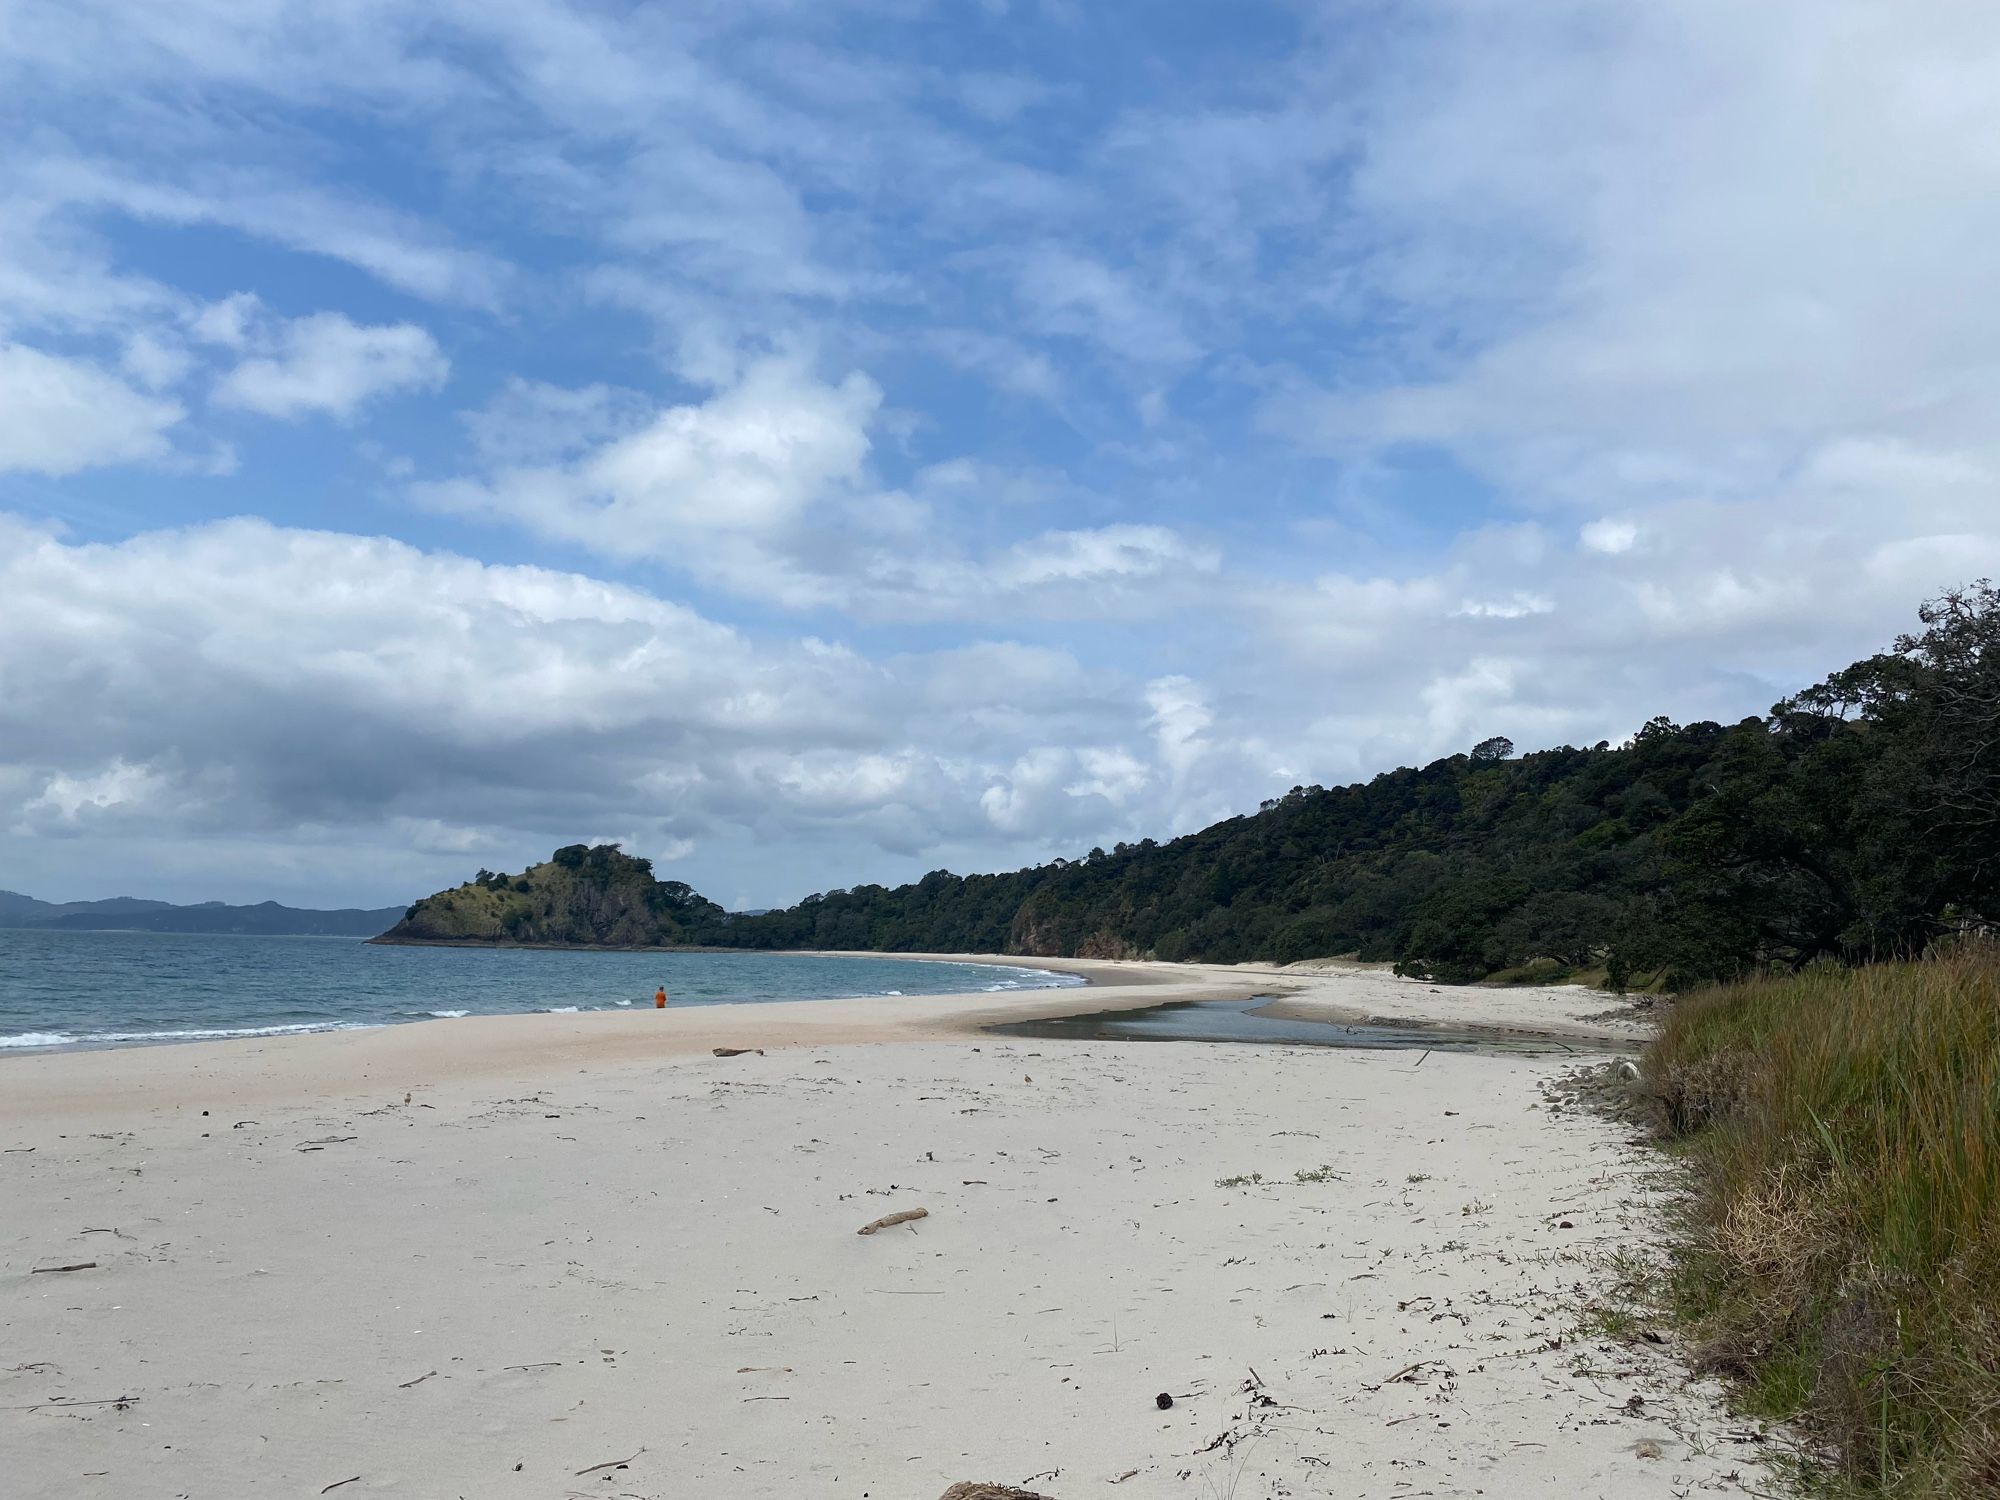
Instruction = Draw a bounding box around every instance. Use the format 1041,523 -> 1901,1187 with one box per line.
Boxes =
1643,948 -> 2000,1496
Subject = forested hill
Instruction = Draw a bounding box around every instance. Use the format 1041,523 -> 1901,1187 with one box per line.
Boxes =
375,843 -> 724,947
386,585 -> 2000,985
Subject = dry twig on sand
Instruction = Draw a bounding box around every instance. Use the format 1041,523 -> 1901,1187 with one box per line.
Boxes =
857,1207 -> 929,1235
575,1447 -> 644,1476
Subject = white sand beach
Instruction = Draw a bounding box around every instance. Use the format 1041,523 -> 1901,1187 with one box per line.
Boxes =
2,959 -> 1769,1499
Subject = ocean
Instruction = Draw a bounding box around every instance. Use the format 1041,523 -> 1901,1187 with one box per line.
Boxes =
0,928 -> 1083,1052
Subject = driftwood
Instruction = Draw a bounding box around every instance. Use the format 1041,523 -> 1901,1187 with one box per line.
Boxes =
939,1485 -> 1056,1500
575,1447 -> 644,1476
856,1207 -> 928,1235
712,1047 -> 765,1057
31,1262 -> 96,1274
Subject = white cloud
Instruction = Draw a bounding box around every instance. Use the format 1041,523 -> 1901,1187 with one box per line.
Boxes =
20,759 -> 167,824
214,312 -> 448,420
119,331 -> 190,390
1580,519 -> 1639,555
997,525 -> 1219,588
421,361 -> 1219,622
0,342 -> 183,474
45,159 -> 511,309
1146,675 -> 1212,785
461,378 -> 653,467
0,514 -> 1240,904
423,358 -> 878,553
1011,243 -> 1198,367
1270,1 -> 2000,524
1454,593 -> 1554,620
190,293 -> 262,349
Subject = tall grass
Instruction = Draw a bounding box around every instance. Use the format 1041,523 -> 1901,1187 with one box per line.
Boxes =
1644,948 -> 2000,1497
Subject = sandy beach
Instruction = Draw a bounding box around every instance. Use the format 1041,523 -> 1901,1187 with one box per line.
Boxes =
3,958 -> 1768,1499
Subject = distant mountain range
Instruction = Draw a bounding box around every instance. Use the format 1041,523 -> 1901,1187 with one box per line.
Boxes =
0,890 -> 407,937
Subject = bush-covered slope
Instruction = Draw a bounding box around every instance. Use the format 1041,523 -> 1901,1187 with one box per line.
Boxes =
387,585 -> 2000,983
377,843 -> 723,946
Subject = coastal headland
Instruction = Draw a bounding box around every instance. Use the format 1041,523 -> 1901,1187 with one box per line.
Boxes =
3,957 -> 1765,1499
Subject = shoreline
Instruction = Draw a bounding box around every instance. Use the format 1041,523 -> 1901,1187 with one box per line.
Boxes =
0,949 -> 1094,1062
0,954 -> 1643,1126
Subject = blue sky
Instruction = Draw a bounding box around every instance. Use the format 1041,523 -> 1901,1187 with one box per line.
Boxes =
4,0 -> 2000,909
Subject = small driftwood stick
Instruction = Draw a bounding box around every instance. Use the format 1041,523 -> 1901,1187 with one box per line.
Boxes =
857,1207 -> 929,1235
31,1262 -> 96,1274
575,1447 -> 644,1476
712,1047 -> 765,1057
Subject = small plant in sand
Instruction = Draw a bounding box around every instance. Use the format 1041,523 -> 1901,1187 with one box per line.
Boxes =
1215,1172 -> 1264,1188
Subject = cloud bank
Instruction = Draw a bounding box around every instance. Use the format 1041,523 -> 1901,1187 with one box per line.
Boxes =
0,0 -> 1996,907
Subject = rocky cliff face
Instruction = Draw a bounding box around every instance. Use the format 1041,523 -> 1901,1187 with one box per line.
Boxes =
374,844 -> 724,946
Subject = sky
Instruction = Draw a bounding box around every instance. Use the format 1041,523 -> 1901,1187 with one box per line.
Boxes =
4,0 -> 2000,911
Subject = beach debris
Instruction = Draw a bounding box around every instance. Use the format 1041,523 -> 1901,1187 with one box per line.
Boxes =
713,1047 -> 766,1057
296,1136 -> 357,1152
575,1447 -> 644,1476
31,1262 -> 97,1274
1155,1391 -> 1174,1409
1361,1359 -> 1455,1391
939,1485 -> 1055,1500
0,1395 -> 136,1412
857,1207 -> 929,1235
397,1369 -> 437,1389
1110,1470 -> 1141,1484
320,1478 -> 361,1494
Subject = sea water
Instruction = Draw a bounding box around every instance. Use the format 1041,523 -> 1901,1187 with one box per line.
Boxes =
0,928 -> 1082,1052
